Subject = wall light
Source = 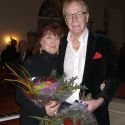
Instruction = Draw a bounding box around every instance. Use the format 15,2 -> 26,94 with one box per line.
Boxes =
4,36 -> 11,45
3,35 -> 19,45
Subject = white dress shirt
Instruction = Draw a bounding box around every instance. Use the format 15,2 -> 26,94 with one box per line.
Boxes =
64,28 -> 89,104
20,51 -> 26,61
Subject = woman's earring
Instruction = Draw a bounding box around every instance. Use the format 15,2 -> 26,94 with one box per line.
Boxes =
40,48 -> 42,54
57,50 -> 59,55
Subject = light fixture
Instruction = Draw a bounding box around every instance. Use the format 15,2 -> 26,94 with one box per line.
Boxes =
3,35 -> 19,45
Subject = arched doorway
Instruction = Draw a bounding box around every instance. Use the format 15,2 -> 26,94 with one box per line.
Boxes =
38,0 -> 66,31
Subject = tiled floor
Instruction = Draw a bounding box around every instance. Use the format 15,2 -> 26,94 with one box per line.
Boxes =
109,98 -> 125,125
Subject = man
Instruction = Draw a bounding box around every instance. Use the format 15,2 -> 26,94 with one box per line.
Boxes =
16,40 -> 32,65
58,0 -> 119,125
1,39 -> 17,64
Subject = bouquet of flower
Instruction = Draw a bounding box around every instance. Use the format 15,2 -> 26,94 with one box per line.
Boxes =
5,64 -> 98,125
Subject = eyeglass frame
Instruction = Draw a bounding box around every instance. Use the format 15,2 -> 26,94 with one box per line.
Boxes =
64,11 -> 87,19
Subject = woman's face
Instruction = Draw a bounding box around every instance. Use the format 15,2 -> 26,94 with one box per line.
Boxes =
40,32 -> 60,54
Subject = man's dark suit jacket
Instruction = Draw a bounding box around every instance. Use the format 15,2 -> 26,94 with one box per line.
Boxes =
58,32 -> 119,125
16,51 -> 32,65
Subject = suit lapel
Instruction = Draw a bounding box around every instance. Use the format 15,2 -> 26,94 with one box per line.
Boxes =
59,36 -> 68,75
82,32 -> 96,85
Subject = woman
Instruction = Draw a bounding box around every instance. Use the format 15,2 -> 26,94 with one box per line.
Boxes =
16,23 -> 63,125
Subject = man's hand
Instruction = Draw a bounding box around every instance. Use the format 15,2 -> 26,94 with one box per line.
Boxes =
45,100 -> 60,116
84,97 -> 104,113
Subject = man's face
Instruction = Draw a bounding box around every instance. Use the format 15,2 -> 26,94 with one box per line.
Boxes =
64,1 -> 89,35
19,41 -> 28,52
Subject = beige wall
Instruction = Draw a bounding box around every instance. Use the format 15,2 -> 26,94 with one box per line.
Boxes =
86,0 -> 107,31
0,0 -> 125,54
86,0 -> 124,52
0,0 -> 42,51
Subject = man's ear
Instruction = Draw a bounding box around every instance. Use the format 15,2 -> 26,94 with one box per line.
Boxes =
86,13 -> 89,23
65,18 -> 68,26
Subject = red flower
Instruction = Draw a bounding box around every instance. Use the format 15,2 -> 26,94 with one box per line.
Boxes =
44,77 -> 56,86
63,118 -> 73,125
93,52 -> 102,59
63,118 -> 82,125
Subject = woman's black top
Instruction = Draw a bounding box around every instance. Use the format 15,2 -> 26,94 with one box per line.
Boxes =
16,51 -> 58,125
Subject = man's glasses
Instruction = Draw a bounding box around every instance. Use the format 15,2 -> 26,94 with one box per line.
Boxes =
64,11 -> 87,19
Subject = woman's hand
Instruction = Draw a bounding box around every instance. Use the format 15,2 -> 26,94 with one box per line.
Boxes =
45,100 -> 60,116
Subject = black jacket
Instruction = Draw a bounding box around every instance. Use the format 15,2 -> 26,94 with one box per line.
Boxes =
58,32 -> 119,125
16,51 -> 58,125
15,50 -> 32,65
1,45 -> 17,64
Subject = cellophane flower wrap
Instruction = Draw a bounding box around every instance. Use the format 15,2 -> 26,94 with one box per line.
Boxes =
5,64 -> 98,125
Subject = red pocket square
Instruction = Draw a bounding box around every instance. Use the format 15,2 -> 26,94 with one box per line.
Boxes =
93,52 -> 102,59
